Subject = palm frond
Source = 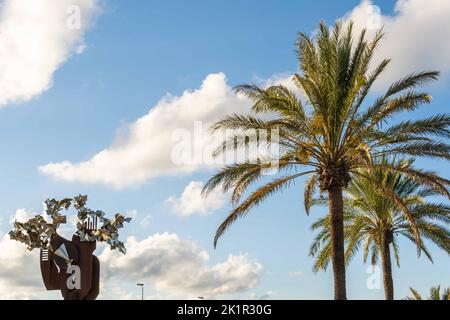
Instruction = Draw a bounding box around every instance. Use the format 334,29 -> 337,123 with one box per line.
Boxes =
382,114 -> 450,139
214,171 -> 314,248
304,174 -> 318,215
407,287 -> 423,300
376,141 -> 450,161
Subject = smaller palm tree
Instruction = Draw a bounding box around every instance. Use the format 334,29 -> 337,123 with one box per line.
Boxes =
310,158 -> 450,300
406,286 -> 450,300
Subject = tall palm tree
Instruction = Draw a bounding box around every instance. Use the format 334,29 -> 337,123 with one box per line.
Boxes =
309,158 -> 450,300
202,21 -> 450,299
406,286 -> 450,300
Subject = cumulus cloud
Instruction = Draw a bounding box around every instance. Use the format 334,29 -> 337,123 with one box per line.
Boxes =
98,279 -> 137,300
342,0 -> 450,90
9,207 -> 78,241
40,73 -> 250,188
256,73 -> 300,95
1,214 -> 260,299
124,209 -> 152,227
0,0 -> 100,107
40,1 -> 450,189
139,214 -> 152,228
166,181 -> 228,217
247,291 -> 277,300
99,233 -> 262,298
0,235 -> 45,299
9,208 -> 35,224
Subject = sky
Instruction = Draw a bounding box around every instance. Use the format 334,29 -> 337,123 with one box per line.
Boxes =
0,0 -> 449,300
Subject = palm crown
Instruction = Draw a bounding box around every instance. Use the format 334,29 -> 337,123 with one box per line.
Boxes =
203,20 -> 450,299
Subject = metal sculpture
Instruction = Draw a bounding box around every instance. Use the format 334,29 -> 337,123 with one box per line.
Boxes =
9,195 -> 131,300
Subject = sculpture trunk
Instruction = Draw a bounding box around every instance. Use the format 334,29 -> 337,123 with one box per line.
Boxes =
40,233 -> 99,300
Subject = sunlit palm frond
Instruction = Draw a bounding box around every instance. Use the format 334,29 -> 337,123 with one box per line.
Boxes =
214,171 -> 314,248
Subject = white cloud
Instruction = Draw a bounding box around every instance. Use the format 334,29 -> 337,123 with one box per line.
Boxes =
99,233 -> 262,298
57,214 -> 81,240
9,208 -> 35,224
343,0 -> 450,90
0,0 -> 100,107
2,214 -> 260,299
0,208 -> 75,299
0,235 -> 46,299
99,280 -> 137,300
247,291 -> 277,300
255,72 -> 300,95
126,209 -> 139,219
125,209 -> 153,228
40,1 -> 450,189
40,73 -> 250,188
166,181 -> 228,217
10,207 -> 78,240
139,214 -> 152,228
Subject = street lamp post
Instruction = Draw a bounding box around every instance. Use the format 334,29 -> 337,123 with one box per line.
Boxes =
137,283 -> 144,300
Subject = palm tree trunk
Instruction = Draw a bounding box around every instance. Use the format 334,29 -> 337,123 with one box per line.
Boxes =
381,236 -> 394,300
328,185 -> 347,300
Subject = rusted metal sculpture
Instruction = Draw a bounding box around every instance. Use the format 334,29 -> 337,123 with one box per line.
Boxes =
9,195 -> 131,300
40,226 -> 100,300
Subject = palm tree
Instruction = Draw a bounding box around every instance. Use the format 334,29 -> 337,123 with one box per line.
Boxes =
202,20 -> 450,299
309,158 -> 450,300
406,286 -> 450,300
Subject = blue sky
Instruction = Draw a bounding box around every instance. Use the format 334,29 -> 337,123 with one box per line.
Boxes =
0,0 -> 448,299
